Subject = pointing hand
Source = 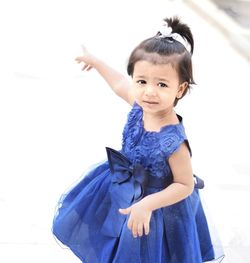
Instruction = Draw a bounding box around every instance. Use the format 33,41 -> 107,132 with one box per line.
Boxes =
75,45 -> 94,71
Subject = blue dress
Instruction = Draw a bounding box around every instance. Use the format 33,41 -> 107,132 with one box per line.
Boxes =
52,103 -> 224,263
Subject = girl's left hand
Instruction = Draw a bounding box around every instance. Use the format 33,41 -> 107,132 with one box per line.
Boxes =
119,201 -> 152,238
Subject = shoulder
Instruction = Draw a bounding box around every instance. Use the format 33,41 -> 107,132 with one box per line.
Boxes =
159,121 -> 191,158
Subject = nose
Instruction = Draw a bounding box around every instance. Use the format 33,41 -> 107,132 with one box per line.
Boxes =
145,85 -> 157,97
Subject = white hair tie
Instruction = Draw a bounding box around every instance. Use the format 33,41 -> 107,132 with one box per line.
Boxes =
158,21 -> 191,52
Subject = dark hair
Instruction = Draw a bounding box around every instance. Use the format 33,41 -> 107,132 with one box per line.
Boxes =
127,16 -> 195,105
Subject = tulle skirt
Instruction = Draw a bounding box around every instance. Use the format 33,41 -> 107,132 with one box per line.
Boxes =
52,161 -> 224,263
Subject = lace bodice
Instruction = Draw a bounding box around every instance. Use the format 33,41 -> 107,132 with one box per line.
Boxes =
121,103 -> 189,179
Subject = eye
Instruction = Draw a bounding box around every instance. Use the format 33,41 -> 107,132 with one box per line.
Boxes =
158,82 -> 168,88
137,80 -> 146,85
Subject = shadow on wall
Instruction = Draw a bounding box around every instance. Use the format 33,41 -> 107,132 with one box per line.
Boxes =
186,0 -> 250,61
210,0 -> 250,28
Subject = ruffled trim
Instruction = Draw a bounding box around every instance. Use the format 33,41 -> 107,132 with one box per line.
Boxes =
122,102 -> 143,150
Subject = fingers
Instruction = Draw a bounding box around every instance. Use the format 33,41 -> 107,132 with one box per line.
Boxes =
137,223 -> 143,237
81,64 -> 88,71
132,222 -> 138,238
128,221 -> 150,238
75,56 -> 92,71
127,217 -> 133,231
86,65 -> 93,71
75,45 -> 92,70
119,208 -> 126,215
82,64 -> 92,71
143,222 -> 150,236
119,207 -> 131,215
75,56 -> 84,65
120,205 -> 151,237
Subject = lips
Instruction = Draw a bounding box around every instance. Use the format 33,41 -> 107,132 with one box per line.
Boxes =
143,100 -> 159,105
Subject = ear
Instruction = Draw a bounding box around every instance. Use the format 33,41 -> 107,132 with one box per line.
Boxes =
177,82 -> 188,99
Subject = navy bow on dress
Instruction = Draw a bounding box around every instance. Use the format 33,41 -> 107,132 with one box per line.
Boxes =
100,147 -> 204,237
101,147 -> 149,237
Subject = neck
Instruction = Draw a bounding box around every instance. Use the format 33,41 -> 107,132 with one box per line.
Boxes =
143,109 -> 178,132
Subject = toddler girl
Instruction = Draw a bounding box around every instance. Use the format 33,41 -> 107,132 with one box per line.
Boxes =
52,16 -> 224,263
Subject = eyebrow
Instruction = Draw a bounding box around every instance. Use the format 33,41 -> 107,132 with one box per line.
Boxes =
157,78 -> 169,83
134,75 -> 169,81
134,75 -> 146,79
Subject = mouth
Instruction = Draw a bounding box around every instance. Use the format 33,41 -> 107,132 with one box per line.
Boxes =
143,100 -> 159,105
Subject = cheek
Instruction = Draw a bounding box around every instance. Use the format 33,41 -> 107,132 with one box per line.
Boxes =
160,91 -> 176,103
133,87 -> 143,98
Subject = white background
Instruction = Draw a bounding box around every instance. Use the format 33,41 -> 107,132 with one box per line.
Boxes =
0,0 -> 250,262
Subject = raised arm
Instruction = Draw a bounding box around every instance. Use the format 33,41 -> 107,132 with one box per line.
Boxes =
75,45 -> 134,105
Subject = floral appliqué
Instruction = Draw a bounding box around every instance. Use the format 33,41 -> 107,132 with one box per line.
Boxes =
121,103 -> 187,179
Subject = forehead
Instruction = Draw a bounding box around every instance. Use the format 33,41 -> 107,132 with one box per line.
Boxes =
133,50 -> 180,65
133,60 -> 179,80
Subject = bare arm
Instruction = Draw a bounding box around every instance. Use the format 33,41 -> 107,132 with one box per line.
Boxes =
141,142 -> 194,210
119,142 -> 194,237
75,46 -> 134,105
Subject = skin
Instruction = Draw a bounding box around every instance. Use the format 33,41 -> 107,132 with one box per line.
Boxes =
132,60 -> 187,131
76,46 -> 194,238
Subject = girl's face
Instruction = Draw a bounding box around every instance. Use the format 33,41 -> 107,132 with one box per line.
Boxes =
132,60 -> 186,115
